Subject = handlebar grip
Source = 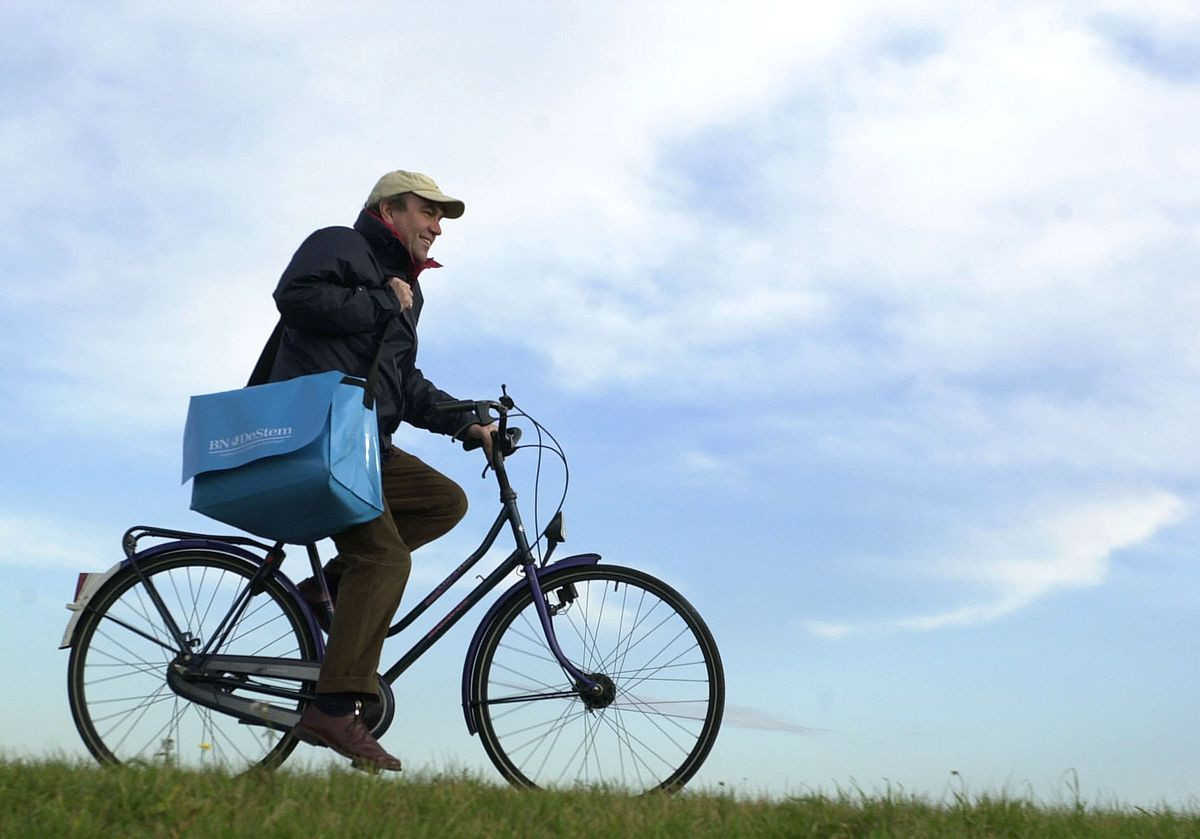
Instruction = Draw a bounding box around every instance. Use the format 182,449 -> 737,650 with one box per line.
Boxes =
463,427 -> 522,455
432,399 -> 476,413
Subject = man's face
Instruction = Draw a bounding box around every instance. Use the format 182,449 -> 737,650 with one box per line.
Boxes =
382,195 -> 444,264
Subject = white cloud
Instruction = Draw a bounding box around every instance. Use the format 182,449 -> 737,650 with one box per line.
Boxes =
422,2 -> 1200,435
677,450 -> 727,477
723,703 -> 830,736
804,490 -> 1188,636
0,1 -> 867,443
814,6 -> 1200,374
804,621 -> 857,640
5,2 -> 1195,435
3,4 -> 1199,606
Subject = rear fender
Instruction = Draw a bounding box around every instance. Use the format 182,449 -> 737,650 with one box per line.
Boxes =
59,539 -> 321,654
460,553 -> 600,735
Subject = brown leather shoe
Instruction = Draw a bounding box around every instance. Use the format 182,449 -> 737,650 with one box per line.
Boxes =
293,702 -> 402,772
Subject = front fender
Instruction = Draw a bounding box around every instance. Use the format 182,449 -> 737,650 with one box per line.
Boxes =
460,553 -> 601,735
59,539 -> 321,655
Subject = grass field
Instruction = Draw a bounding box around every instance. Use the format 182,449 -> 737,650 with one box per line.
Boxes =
1,759 -> 1196,838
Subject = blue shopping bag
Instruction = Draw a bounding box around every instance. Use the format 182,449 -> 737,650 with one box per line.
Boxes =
181,370 -> 384,544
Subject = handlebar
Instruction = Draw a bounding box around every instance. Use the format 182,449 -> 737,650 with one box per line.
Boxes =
431,398 -> 501,424
432,396 -> 521,457
434,387 -> 570,561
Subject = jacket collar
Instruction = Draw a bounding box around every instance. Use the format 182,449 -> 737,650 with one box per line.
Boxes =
353,208 -> 441,281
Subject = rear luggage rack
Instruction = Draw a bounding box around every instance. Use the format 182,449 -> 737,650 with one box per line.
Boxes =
121,526 -> 276,558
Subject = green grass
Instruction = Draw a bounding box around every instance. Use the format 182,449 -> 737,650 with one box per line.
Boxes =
0,759 -> 1196,838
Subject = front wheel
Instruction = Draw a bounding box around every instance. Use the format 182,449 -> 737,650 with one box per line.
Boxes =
470,565 -> 724,793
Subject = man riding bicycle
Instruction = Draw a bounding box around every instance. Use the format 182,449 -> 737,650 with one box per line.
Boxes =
263,170 -> 494,770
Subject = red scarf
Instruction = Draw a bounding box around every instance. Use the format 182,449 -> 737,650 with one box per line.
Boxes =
367,208 -> 442,281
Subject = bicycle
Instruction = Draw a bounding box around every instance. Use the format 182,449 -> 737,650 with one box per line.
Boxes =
62,390 -> 725,793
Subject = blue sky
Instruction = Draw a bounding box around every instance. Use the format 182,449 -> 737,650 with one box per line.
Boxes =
2,0 -> 1198,807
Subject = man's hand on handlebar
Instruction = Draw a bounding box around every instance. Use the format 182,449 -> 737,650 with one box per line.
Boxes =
463,422 -> 499,461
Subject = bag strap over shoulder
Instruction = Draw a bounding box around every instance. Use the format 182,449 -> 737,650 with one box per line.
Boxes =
248,318 -> 394,410
246,320 -> 284,387
356,318 -> 397,410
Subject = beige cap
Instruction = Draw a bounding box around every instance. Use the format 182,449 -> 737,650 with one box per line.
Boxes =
365,170 -> 465,219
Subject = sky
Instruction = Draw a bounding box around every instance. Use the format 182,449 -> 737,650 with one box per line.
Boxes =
2,0 -> 1198,808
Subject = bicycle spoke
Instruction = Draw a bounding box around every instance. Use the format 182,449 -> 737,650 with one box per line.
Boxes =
609,693 -> 700,758
108,687 -> 187,759
475,566 -> 723,794
128,583 -> 174,654
552,715 -> 591,786
606,630 -> 698,696
486,660 -> 570,695
89,687 -> 177,726
83,642 -> 170,682
501,704 -> 589,758
598,704 -> 678,776
69,551 -> 317,772
531,699 -> 576,780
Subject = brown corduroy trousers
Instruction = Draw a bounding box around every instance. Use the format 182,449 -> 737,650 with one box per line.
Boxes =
315,446 -> 467,694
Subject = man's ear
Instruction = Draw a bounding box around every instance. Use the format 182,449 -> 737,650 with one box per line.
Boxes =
380,195 -> 409,217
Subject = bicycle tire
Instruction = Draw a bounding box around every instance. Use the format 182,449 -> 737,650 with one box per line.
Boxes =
469,564 -> 724,793
67,549 -> 319,771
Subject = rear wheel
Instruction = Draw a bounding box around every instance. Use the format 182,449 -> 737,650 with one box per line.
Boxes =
67,550 -> 319,771
470,565 -> 724,793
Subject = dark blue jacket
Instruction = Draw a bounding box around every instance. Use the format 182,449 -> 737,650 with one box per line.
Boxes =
267,209 -> 470,438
